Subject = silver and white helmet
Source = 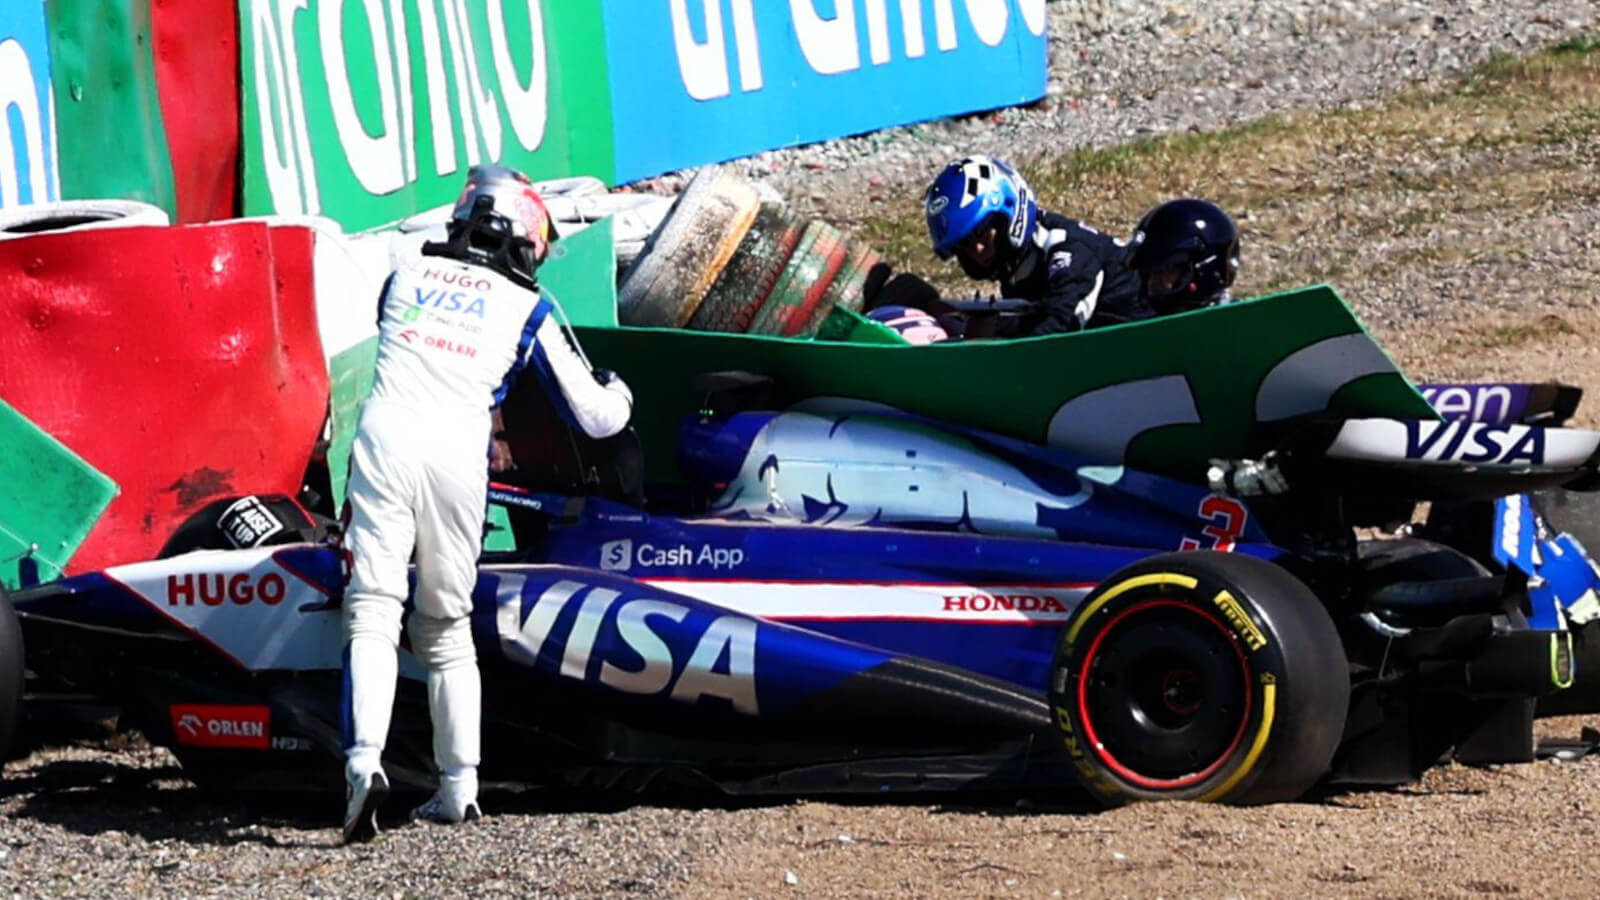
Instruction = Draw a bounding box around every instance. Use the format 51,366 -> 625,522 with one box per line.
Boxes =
446,164 -> 557,281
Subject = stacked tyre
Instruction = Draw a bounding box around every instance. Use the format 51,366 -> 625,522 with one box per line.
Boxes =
618,166 -> 880,337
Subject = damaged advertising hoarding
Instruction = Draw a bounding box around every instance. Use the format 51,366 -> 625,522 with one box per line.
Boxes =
0,223 -> 330,575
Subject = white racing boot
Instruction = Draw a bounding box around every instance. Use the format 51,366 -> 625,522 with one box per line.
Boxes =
410,768 -> 481,824
342,756 -> 391,844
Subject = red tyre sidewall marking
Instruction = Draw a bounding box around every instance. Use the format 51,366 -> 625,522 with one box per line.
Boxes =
1074,598 -> 1254,790
747,224 -> 824,334
779,232 -> 850,336
735,223 -> 806,332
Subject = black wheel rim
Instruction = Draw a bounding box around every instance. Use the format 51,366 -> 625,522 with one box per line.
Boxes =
1077,599 -> 1253,789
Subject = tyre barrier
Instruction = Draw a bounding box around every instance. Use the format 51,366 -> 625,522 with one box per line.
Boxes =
803,242 -> 883,336
688,203 -> 803,334
617,167 -> 886,338
746,220 -> 848,337
0,200 -> 171,240
617,166 -> 763,328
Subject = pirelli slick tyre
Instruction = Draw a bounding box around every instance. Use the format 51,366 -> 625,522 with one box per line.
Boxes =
746,220 -> 848,337
688,203 -> 804,333
1050,552 -> 1349,806
0,585 -> 23,761
617,167 -> 763,328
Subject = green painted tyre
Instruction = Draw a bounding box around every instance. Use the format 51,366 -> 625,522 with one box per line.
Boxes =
746,221 -> 848,337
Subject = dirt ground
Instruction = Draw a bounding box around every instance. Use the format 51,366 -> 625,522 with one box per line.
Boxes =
696,734 -> 1600,898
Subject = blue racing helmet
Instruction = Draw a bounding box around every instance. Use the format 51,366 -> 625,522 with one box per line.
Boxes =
924,155 -> 1039,260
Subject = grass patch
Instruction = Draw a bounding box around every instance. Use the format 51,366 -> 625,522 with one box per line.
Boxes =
1553,34 -> 1600,55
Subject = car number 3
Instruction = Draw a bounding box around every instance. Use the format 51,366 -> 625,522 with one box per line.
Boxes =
1179,496 -> 1248,553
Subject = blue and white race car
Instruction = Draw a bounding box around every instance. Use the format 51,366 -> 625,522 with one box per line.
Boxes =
8,366 -> 1600,809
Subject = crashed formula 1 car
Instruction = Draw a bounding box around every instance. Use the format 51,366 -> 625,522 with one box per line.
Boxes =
8,288 -> 1600,809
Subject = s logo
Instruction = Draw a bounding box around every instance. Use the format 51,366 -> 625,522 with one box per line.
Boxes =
926,195 -> 949,217
600,539 -> 633,571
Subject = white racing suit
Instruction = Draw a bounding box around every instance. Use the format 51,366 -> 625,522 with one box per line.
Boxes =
341,254 -> 632,811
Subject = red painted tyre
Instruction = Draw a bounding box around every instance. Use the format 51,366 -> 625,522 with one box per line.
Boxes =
746,221 -> 849,337
617,167 -> 762,328
796,243 -> 884,337
688,203 -> 804,333
1049,551 -> 1349,806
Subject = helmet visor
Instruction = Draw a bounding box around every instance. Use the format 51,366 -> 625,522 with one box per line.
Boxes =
1143,260 -> 1195,299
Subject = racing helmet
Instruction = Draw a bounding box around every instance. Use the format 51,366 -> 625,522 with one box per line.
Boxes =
443,164 -> 558,283
1124,197 -> 1240,313
924,155 -> 1039,277
865,305 -> 950,345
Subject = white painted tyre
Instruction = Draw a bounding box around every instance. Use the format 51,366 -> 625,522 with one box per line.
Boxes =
616,166 -> 763,328
531,176 -> 608,199
0,200 -> 170,240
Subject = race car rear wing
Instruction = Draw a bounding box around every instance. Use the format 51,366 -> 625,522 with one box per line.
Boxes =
1416,382 -> 1582,427
1292,418 -> 1600,501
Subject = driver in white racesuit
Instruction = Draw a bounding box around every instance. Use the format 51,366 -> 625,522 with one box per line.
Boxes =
341,164 -> 633,843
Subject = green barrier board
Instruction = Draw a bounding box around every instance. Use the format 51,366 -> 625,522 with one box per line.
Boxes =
0,400 -> 118,589
45,0 -> 177,213
573,285 -> 1438,486
815,306 -> 909,346
539,218 -> 617,328
326,336 -> 379,514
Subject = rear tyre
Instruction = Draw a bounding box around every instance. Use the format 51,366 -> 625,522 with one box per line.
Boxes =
1050,552 -> 1349,805
0,585 -> 24,761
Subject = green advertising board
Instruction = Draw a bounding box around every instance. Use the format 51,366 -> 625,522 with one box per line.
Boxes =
238,0 -> 614,230
572,285 -> 1438,486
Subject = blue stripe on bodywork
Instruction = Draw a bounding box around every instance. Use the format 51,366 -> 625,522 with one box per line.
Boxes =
11,571 -> 171,628
785,619 -> 1061,690
538,501 -> 1284,584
